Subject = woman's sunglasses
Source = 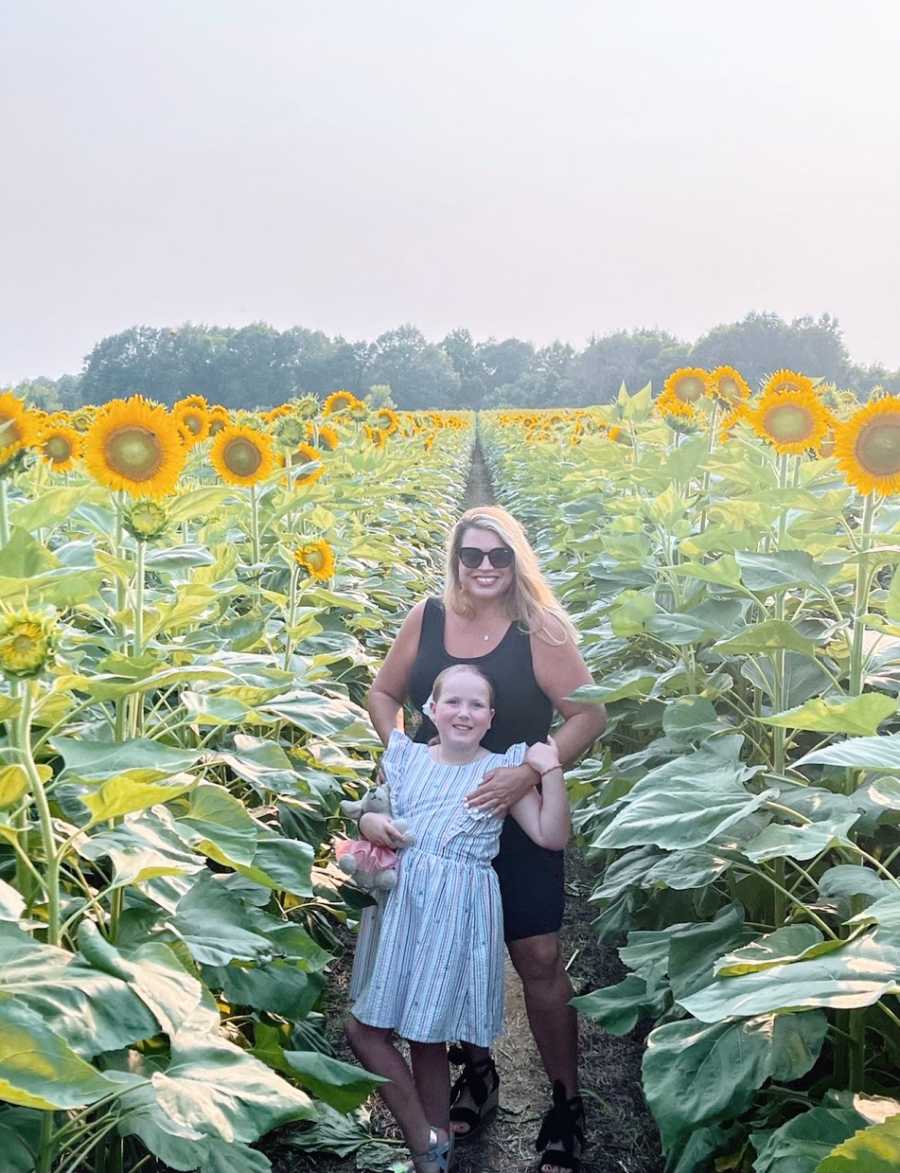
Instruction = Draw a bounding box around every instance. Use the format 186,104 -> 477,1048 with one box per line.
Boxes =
458,546 -> 515,569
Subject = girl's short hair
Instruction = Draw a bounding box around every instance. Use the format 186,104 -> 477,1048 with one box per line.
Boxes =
443,505 -> 578,646
431,663 -> 495,707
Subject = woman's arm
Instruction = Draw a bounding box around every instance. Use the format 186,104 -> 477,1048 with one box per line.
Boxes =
367,601 -> 427,746
465,620 -> 606,816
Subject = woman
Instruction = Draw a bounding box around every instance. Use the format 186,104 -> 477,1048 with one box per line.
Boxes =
366,505 -> 606,1173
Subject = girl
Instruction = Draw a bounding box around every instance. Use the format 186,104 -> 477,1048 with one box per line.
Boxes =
345,663 -> 569,1173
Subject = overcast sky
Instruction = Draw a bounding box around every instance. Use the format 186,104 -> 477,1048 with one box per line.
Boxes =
2,0 -> 899,384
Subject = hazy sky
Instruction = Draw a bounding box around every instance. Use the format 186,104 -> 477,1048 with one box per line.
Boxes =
3,0 -> 899,384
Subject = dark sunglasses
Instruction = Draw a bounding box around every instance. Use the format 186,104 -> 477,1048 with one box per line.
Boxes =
458,546 -> 515,569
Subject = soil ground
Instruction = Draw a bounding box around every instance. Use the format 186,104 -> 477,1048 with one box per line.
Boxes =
266,442 -> 663,1173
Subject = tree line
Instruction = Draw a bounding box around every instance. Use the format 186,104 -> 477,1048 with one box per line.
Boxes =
15,311 -> 900,412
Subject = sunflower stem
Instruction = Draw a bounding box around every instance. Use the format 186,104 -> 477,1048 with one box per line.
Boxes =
18,681 -> 60,944
131,540 -> 146,736
0,479 -> 9,546
770,452 -> 792,927
250,484 -> 261,567
283,562 -> 300,671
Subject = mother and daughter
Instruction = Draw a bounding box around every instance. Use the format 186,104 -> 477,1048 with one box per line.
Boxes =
344,506 -> 606,1173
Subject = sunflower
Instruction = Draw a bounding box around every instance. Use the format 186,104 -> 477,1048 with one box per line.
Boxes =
656,368 -> 707,420
209,425 -> 275,486
719,402 -> 752,442
323,390 -> 358,416
295,538 -> 336,581
750,372 -> 830,455
0,391 -> 41,464
208,406 -> 230,436
263,404 -> 294,423
38,423 -> 82,472
179,394 -> 208,411
423,432 -> 435,452
124,499 -> 170,541
707,366 -> 751,405
85,396 -> 186,497
288,442 -> 325,487
374,407 -> 400,436
307,422 -> 339,451
273,416 -> 307,449
0,610 -> 54,679
834,395 -> 900,495
173,400 -> 210,444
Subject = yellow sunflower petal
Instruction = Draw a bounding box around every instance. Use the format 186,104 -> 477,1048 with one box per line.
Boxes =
84,396 -> 186,497
209,425 -> 275,486
835,395 -> 900,495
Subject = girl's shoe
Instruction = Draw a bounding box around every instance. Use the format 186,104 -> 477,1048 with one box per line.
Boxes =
535,1081 -> 585,1173
447,1045 -> 499,1142
406,1127 -> 454,1172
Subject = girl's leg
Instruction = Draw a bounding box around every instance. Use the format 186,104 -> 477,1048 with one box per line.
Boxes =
408,1041 -> 450,1132
345,1016 -> 442,1160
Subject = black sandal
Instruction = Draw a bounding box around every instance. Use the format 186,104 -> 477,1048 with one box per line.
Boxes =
535,1080 -> 585,1173
447,1044 -> 500,1142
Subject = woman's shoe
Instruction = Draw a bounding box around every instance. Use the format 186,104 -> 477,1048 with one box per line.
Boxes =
535,1080 -> 585,1173
406,1127 -> 454,1172
447,1045 -> 499,1142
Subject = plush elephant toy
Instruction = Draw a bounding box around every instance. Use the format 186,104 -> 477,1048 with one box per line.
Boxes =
336,784 -> 415,892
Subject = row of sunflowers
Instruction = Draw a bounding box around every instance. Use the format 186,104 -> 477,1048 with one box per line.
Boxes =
0,386 -> 472,1173
482,369 -> 900,1173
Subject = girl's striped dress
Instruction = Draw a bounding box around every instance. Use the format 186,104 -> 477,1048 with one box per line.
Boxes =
350,729 -> 526,1047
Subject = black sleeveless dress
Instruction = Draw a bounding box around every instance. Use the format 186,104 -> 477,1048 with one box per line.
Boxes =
408,597 -> 564,942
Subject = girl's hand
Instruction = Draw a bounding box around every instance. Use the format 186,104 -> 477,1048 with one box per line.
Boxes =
359,812 -> 409,849
525,736 -> 562,777
465,763 -> 539,818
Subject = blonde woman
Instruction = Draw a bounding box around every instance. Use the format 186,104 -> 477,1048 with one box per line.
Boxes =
366,506 -> 606,1173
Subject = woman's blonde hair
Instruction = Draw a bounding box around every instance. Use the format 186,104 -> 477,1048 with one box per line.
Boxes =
443,505 -> 578,645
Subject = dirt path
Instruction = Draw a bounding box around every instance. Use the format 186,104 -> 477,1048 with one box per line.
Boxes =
269,440 -> 663,1173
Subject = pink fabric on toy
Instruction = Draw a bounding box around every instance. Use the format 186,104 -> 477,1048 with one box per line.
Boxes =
335,838 -> 399,871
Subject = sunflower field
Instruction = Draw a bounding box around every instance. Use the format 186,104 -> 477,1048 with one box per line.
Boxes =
0,388 -> 471,1173
482,369 -> 900,1173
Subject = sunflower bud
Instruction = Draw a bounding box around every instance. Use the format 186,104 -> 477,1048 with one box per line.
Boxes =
0,610 -> 55,679
124,499 -> 170,541
273,417 -> 306,449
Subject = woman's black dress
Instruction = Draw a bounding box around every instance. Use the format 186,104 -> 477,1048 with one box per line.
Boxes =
408,597 -> 563,942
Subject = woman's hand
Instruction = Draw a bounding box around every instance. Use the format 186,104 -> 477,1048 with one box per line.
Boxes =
464,762 -> 539,818
525,736 -> 561,777
359,812 -> 409,848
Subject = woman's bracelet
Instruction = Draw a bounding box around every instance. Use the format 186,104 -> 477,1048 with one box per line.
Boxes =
540,765 -> 562,779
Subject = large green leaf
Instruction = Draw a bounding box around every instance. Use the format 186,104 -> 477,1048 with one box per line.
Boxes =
735,550 -> 836,595
77,809 -> 206,885
50,736 -> 200,781
751,1108 -> 866,1173
758,694 -> 897,736
262,689 -> 372,738
571,974 -> 668,1035
715,926 -> 826,976
0,1106 -> 42,1172
82,771 -> 198,825
715,620 -> 817,658
592,737 -> 769,851
214,735 -> 300,794
570,667 -> 657,704
680,928 -> 900,1021
795,733 -> 900,771
0,999 -> 138,1110
283,1050 -> 387,1113
739,815 -> 860,863
171,872 -> 276,967
644,1011 -> 827,1150
816,1114 -> 900,1173
667,904 -> 746,1000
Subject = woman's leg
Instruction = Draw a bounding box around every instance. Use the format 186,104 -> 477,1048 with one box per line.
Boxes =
448,1043 -> 499,1138
408,1041 -> 451,1132
507,931 -> 578,1095
344,1016 -> 445,1161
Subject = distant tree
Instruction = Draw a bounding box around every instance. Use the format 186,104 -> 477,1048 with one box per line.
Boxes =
440,328 -> 490,408
478,338 -> 535,394
365,384 -> 395,408
16,377 -> 63,411
366,325 -> 460,409
690,312 -> 851,389
568,329 -> 690,405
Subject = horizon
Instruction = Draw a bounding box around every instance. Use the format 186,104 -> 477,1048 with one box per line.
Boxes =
3,1 -> 900,384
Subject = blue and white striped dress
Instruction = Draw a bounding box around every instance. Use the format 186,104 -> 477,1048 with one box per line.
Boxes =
350,729 -> 527,1046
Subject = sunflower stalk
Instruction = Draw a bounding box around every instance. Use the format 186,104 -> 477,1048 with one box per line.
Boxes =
770,452 -> 791,927
17,680 -> 60,944
0,478 -> 9,546
283,561 -> 301,671
130,539 -> 146,737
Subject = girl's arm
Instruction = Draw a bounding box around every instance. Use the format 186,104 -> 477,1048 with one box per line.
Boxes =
508,738 -> 570,851
366,601 -> 427,744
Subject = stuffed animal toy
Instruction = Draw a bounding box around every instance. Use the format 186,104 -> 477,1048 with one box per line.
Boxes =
337,784 -> 415,892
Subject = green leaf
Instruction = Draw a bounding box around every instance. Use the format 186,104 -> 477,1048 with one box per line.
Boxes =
715,620 -> 817,658
736,550 -> 836,596
283,1050 -> 387,1113
661,696 -> 721,745
759,694 -> 897,736
740,815 -> 860,863
214,735 -> 300,794
644,1011 -> 827,1150
715,926 -> 826,976
752,1107 -> 866,1173
0,1106 -> 42,1172
77,810 -> 205,886
667,904 -> 746,1000
795,733 -> 900,771
671,554 -> 742,588
609,590 -> 656,636
83,772 -> 198,825
171,873 -> 276,967
0,527 -> 57,578
50,736 -> 200,781
569,667 -> 656,705
0,999 -> 138,1110
592,736 -> 769,851
816,1114 -> 900,1173
680,928 -> 900,1022
0,765 -> 28,809
261,689 -> 375,739
168,487 -> 236,525
571,974 -> 668,1035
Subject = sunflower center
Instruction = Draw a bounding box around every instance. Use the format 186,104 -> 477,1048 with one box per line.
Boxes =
184,412 -> 203,435
12,634 -> 37,654
223,437 -> 262,477
763,403 -> 814,443
105,426 -> 164,481
676,378 -> 704,403
305,549 -> 325,570
719,379 -> 739,402
45,435 -> 73,461
855,414 -> 900,476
